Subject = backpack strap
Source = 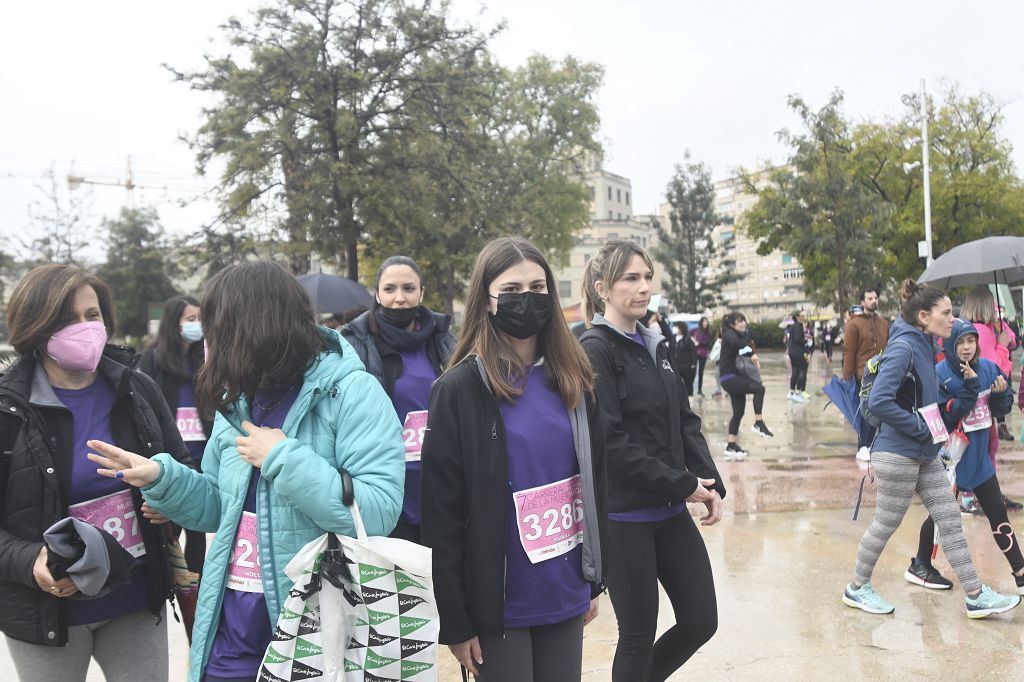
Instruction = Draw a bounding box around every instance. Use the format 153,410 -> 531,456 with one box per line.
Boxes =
580,329 -> 628,401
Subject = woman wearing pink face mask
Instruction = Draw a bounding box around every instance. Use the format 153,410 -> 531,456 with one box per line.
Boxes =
0,265 -> 194,681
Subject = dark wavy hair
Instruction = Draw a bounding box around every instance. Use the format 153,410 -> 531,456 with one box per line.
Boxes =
899,278 -> 947,329
195,261 -> 323,417
149,295 -> 202,380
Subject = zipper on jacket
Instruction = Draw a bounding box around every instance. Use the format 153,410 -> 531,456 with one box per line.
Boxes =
491,420 -> 497,440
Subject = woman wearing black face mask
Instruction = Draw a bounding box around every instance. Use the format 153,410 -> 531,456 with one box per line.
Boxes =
420,237 -> 607,681
341,255 -> 455,542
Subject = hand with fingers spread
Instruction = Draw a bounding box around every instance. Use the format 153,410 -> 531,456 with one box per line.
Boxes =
87,440 -> 160,487
991,375 -> 1008,393
235,420 -> 286,469
33,547 -> 79,598
449,637 -> 483,676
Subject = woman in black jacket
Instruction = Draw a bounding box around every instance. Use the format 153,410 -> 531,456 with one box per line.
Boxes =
341,256 -> 455,542
138,295 -> 211,573
720,312 -> 773,457
787,310 -> 810,402
579,240 -> 723,682
0,265 -> 193,681
420,237 -> 607,682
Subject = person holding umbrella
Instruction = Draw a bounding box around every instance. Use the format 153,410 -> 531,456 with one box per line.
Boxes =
341,255 -> 456,542
905,319 -> 1024,595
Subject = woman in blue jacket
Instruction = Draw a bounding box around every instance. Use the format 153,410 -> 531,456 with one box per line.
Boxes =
907,318 -> 1024,595
842,279 -> 1019,619
86,261 -> 405,682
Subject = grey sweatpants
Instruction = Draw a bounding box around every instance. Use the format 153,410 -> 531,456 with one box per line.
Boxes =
474,614 -> 584,682
5,607 -> 167,682
854,451 -> 982,594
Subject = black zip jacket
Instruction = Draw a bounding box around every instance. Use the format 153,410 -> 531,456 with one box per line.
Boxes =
0,347 -> 194,646
341,309 -> 456,397
581,319 -> 725,513
719,328 -> 755,377
137,345 -> 213,441
420,358 -> 608,645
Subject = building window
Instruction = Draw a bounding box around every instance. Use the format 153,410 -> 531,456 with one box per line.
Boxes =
608,210 -> 613,219
608,232 -> 619,239
608,186 -> 612,200
559,281 -> 572,298
617,212 -> 622,220
626,191 -> 630,206
617,189 -> 622,203
783,267 -> 804,279
588,186 -> 595,199
782,254 -> 793,265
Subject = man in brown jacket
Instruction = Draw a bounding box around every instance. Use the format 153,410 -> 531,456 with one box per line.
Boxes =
842,288 -> 889,460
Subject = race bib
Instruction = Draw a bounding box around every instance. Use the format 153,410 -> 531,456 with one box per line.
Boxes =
402,410 -> 428,462
962,390 -> 992,433
176,406 -> 206,442
919,403 -> 949,444
68,489 -> 146,558
513,474 -> 584,564
226,512 -> 263,593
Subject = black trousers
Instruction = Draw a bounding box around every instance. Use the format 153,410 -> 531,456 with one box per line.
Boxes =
695,356 -> 708,394
917,473 -> 1024,573
721,375 -> 765,435
789,351 -> 808,392
606,512 -> 718,682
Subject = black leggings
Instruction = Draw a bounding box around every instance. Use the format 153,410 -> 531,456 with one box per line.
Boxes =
917,474 -> 1024,573
606,512 -> 717,682
721,375 -> 765,435
788,351 -> 807,392
696,356 -> 707,394
474,614 -> 584,682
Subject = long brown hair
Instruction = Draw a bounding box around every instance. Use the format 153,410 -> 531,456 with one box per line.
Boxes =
7,264 -> 116,356
447,237 -> 593,407
581,239 -> 655,326
150,295 -> 202,379
195,261 -> 323,416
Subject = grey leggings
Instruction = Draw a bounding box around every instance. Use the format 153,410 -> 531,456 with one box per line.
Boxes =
473,614 -> 584,682
854,451 -> 981,594
5,607 -> 167,682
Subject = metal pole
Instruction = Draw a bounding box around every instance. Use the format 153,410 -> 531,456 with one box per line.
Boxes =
920,79 -> 933,267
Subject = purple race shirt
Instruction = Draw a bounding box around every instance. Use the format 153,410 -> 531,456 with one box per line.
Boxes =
176,377 -> 206,466
500,365 -> 589,629
391,345 -> 436,526
53,376 -> 149,626
205,384 -> 298,680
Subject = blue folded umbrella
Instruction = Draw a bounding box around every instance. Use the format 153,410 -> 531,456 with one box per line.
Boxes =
823,374 -> 862,433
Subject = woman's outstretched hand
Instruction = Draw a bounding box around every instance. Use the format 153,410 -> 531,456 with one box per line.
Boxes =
87,440 -> 160,487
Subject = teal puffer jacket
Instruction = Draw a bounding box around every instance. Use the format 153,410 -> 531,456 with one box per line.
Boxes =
141,327 -> 405,682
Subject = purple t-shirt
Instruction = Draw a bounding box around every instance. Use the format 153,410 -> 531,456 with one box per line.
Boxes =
53,376 -> 149,626
206,384 -> 298,680
391,346 -> 436,526
611,328 -> 686,524
500,365 -> 590,629
176,378 -> 206,466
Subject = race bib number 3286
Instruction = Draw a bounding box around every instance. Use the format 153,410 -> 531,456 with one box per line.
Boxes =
513,475 -> 585,564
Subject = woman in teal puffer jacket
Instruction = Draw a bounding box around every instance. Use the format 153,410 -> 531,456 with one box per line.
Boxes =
86,261 -> 405,682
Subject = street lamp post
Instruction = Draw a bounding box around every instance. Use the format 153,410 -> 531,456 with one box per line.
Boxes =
919,79 -> 933,268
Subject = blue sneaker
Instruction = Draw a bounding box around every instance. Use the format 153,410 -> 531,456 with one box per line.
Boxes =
842,582 -> 895,614
965,585 -> 1021,619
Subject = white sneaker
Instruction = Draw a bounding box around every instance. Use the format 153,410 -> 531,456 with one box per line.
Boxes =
787,391 -> 797,401
724,443 -> 749,458
856,447 -> 871,462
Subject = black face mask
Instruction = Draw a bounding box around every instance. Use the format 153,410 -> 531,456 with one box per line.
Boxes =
377,304 -> 421,328
490,292 -> 554,339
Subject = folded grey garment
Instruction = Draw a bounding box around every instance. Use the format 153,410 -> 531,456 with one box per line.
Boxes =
43,517 -> 135,598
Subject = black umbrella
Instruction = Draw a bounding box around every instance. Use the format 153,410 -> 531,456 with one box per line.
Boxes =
296,273 -> 373,315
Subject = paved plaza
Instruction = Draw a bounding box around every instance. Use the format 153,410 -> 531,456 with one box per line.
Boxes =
3,351 -> 1023,680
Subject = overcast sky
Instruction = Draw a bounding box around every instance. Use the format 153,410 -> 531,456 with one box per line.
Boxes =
2,0 -> 1022,262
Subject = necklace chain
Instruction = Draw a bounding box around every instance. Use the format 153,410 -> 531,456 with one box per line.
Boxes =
253,383 -> 298,412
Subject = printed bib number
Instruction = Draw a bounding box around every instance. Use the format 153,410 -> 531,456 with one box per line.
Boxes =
226,512 -> 263,593
513,474 -> 584,564
919,403 -> 949,444
68,489 -> 146,558
962,390 -> 992,433
176,406 -> 206,442
402,410 -> 428,462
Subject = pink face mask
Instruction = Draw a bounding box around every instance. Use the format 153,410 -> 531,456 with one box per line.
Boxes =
46,321 -> 108,372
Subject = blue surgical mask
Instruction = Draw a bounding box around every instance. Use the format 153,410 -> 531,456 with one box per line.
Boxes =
181,321 -> 204,343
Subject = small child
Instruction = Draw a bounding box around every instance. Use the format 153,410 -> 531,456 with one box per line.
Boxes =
906,319 -> 1024,595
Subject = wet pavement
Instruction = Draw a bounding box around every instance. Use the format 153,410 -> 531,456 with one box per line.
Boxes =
4,351 -> 1023,680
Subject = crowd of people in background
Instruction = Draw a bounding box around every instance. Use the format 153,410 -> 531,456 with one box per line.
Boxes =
1,242 -> 1022,681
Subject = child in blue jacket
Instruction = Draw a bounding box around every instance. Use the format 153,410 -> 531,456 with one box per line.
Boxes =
907,319 -> 1024,596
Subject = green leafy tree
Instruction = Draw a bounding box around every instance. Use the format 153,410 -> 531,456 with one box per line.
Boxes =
653,154 -> 737,311
98,207 -> 179,338
741,91 -> 890,313
173,0 -> 495,280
